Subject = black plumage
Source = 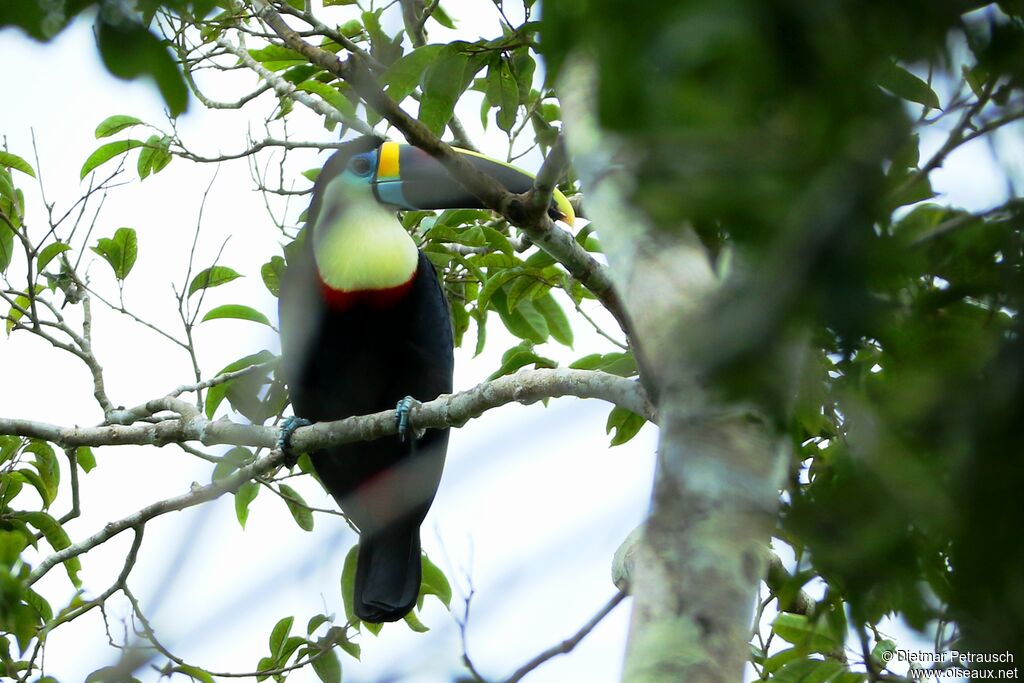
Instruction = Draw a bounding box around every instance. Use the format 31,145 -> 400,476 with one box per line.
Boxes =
280,139 -> 453,623
279,135 -> 573,623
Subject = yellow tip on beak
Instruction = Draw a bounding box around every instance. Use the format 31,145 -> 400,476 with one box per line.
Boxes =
552,188 -> 576,227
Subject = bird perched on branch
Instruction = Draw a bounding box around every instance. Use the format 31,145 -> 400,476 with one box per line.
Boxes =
279,135 -> 574,622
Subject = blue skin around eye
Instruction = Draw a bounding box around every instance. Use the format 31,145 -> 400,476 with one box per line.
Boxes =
344,151 -> 377,185
341,149 -> 414,209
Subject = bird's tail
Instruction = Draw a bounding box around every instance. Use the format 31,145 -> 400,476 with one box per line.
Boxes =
354,519 -> 421,623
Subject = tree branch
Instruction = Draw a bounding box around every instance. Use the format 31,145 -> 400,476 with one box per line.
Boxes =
18,369 -> 651,584
214,35 -> 375,136
244,2 -> 630,336
2,368 -> 651,452
502,591 -> 627,683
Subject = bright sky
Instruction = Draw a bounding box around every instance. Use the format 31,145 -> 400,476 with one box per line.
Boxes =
0,5 -> 659,683
1,4 -> 1013,683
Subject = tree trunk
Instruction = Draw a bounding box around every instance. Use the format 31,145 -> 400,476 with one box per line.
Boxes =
561,58 -> 788,683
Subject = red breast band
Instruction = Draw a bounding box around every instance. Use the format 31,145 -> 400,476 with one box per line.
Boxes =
318,269 -> 418,311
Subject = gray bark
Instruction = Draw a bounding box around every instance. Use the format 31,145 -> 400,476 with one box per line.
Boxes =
561,58 -> 789,683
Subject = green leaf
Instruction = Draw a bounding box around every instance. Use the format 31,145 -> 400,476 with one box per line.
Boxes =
337,18 -> 363,36
772,612 -> 843,653
420,554 -> 452,608
763,647 -> 803,674
605,406 -> 646,446
0,220 -> 13,274
0,151 -> 36,177
419,48 -> 471,136
477,267 -> 524,312
492,58 -> 519,133
94,115 -> 144,138
204,349 -> 276,418
96,19 -> 188,116
13,469 -> 52,508
15,511 -> 81,587
37,242 -> 71,272
279,484 -> 314,531
296,80 -> 356,119
4,286 -> 44,335
481,227 -> 514,255
335,628 -> 361,660
255,656 -> 276,682
431,4 -> 456,29
281,64 -> 320,84
235,481 -> 260,528
962,63 -> 988,99
450,291 -> 470,347
871,638 -> 896,665
76,446 -> 97,473
569,352 -> 637,377
26,439 -> 59,505
889,133 -> 920,171
361,9 -> 403,65
91,227 -> 138,280
201,304 -> 271,327
307,613 -> 331,635
505,296 -> 549,344
885,172 -> 934,213
773,657 -> 845,683
137,134 -> 172,180
311,647 -> 342,683
487,342 -> 557,380
341,545 -> 358,623
188,265 -> 242,296
24,586 -> 53,623
170,665 -> 214,683
212,446 -> 253,482
80,140 -> 146,179
261,255 -> 286,297
269,615 -> 294,662
0,475 -> 25,509
472,306 -> 487,356
247,45 -> 306,71
381,44 -> 445,103
403,609 -> 429,632
0,528 -> 29,565
505,274 -> 544,311
511,48 -> 536,105
85,666 -> 143,683
533,291 -> 573,347
0,435 -> 22,464
878,62 -> 941,109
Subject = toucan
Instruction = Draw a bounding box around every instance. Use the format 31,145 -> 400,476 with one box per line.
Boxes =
279,135 -> 574,623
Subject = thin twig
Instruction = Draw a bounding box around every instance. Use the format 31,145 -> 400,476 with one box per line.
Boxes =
502,591 -> 627,683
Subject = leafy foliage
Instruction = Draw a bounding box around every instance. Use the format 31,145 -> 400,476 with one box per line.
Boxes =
544,0 -> 1024,676
91,227 -> 138,281
3,0 -> 1024,680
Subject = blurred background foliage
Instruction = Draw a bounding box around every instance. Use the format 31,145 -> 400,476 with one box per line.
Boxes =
544,0 -> 1024,674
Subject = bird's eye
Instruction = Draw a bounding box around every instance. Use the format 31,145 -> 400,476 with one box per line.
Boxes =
349,155 -> 373,177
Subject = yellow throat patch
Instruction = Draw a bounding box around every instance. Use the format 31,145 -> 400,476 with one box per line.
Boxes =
313,179 -> 418,292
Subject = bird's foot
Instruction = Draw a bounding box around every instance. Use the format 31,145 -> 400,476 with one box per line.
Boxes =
277,416 -> 312,468
395,396 -> 424,443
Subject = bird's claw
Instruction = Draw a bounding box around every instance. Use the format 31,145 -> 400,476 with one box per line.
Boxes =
277,416 -> 312,468
396,396 -> 423,443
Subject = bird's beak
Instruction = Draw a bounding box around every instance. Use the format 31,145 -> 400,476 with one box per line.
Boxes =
371,141 -> 575,226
